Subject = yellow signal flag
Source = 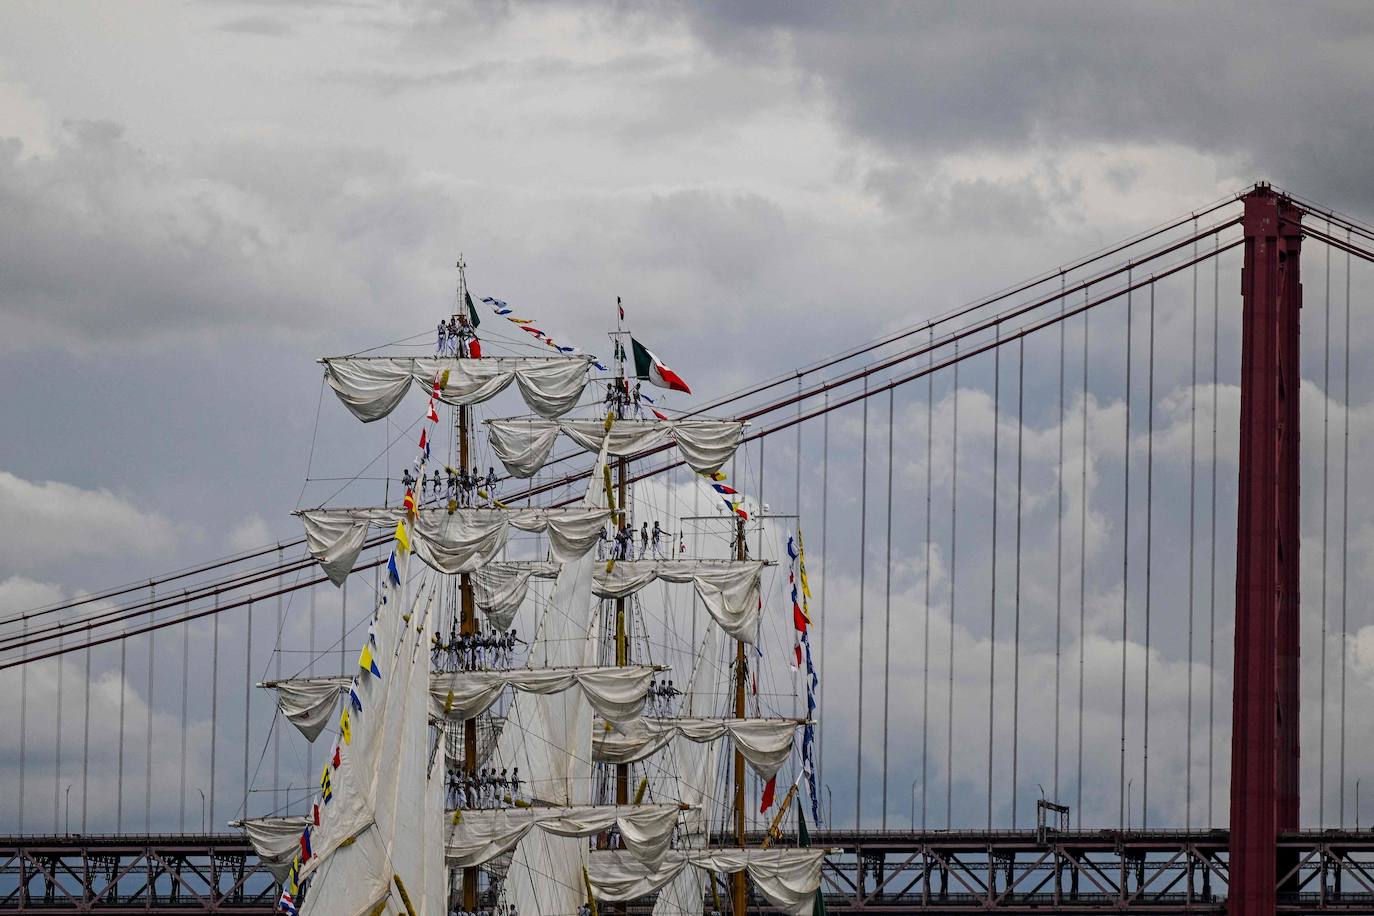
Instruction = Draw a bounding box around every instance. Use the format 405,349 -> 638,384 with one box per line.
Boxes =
339,707 -> 352,745
394,519 -> 410,553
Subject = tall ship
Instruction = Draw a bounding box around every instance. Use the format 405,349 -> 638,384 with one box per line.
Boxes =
238,261 -> 829,915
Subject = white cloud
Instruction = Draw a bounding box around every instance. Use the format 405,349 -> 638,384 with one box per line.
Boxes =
0,469 -> 180,570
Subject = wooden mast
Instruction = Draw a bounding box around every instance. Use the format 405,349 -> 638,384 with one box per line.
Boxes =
732,512 -> 748,916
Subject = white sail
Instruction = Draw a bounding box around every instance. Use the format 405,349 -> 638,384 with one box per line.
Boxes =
260,676 -> 351,743
445,803 -> 682,869
431,665 -> 658,731
265,667 -> 659,742
237,816 -> 309,881
300,506 -> 611,585
295,552 -> 445,916
646,618 -> 724,916
591,848 -> 828,916
594,715 -> 801,781
473,558 -> 768,642
487,417 -> 744,477
485,428 -> 615,914
322,355 -> 594,422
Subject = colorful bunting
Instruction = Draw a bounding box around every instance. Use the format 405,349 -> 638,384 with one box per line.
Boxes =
394,519 -> 410,554
339,707 -> 352,745
320,765 -> 333,804
359,643 -> 381,678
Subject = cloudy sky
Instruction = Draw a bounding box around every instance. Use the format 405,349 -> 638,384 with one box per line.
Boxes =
3,1 -> 1374,838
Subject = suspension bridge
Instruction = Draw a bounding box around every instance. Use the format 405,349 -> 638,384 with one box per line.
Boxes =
3,183 -> 1374,913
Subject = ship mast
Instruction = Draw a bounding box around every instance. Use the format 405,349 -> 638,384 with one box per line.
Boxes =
732,512 -> 748,916
455,256 -> 480,913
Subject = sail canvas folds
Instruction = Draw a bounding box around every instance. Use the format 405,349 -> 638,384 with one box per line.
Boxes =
590,849 -> 828,916
263,676 -> 351,742
487,417 -> 744,478
430,665 -> 657,731
593,716 -> 799,781
322,355 -> 594,423
472,559 -> 767,641
295,550 -> 446,916
239,816 -> 310,881
299,506 -> 612,586
445,804 -> 682,870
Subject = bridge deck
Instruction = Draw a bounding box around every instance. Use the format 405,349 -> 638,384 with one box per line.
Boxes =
5,830 -> 1374,912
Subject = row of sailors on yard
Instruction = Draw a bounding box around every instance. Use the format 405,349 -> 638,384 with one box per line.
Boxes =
432,626 -> 523,670
646,677 -> 681,715
448,766 -> 522,809
451,907 -> 518,916
597,521 -> 686,560
401,466 -> 499,507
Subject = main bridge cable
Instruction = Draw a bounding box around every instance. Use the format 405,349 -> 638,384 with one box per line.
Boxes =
0,234 -> 1244,665
0,215 -> 1246,663
488,201 -> 1246,492
513,215 -> 1245,506
3,206 -> 1245,632
557,235 -> 1245,504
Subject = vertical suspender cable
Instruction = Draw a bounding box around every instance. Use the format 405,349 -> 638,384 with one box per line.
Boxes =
244,600 -> 253,819
1119,271 -> 1133,830
1143,281 -> 1156,828
947,344 -> 960,829
81,634 -> 91,832
856,378 -> 868,827
1054,277 -> 1066,802
210,591 -> 220,831
1340,230 -> 1352,826
1321,228 -> 1332,826
181,592 -> 190,830
18,613 -> 25,832
921,330 -> 934,830
1208,234 -> 1220,826
55,620 -> 63,831
145,585 -> 154,832
819,394 -> 829,804
274,546 -> 283,812
987,332 -> 1001,831
1077,292 -> 1089,828
882,387 -> 894,828
794,378 -> 803,720
1012,337 -> 1025,828
1186,222 -> 1199,829
116,602 -> 128,831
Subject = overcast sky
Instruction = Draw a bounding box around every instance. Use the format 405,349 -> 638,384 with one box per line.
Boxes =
3,1 -> 1374,837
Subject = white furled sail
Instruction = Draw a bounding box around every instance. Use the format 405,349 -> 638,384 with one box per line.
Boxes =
300,506 -> 612,586
472,559 -> 768,641
445,803 -> 682,869
593,716 -> 801,781
295,549 -> 446,916
322,355 -> 594,422
486,417 -> 744,477
430,665 -> 658,731
260,676 -> 351,742
237,816 -> 309,881
591,848 -> 828,916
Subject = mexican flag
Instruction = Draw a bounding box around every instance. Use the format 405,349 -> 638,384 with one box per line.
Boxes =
630,337 -> 691,393
464,290 -> 481,327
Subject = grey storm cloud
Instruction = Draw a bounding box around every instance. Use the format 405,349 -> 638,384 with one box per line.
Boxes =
2,0 -> 1374,833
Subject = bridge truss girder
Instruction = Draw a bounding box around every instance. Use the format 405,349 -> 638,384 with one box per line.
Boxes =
6,831 -> 1374,913
0,836 -> 276,914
